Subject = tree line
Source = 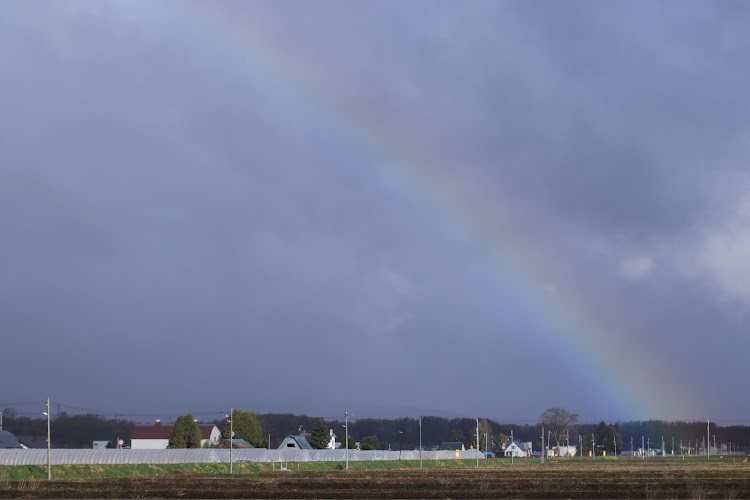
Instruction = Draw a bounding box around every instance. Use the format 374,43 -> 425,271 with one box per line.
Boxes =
0,408 -> 135,449
3,406 -> 749,453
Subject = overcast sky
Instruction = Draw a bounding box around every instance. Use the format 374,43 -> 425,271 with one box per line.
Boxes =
2,0 -> 749,425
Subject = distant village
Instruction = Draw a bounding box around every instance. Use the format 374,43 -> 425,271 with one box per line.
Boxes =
3,405 -> 745,458
0,408 -> 750,458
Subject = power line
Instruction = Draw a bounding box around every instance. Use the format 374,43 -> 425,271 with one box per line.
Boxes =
5,402 -> 750,425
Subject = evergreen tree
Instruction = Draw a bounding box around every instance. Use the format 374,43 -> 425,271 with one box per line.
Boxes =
308,420 -> 331,449
594,421 -> 608,456
360,435 -> 379,450
465,427 -> 477,449
592,421 -> 623,455
341,434 -> 357,449
167,414 -> 203,449
221,409 -> 263,447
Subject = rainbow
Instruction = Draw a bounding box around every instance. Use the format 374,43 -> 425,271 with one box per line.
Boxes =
131,2 -> 693,421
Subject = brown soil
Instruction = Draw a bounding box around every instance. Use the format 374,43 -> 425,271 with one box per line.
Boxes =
2,460 -> 750,499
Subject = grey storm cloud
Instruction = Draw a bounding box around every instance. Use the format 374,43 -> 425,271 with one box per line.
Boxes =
1,0 -> 750,422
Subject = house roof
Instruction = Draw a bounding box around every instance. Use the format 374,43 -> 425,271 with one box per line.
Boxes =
16,435 -> 47,449
0,431 -> 22,449
131,423 -> 217,440
217,439 -> 254,449
509,440 -> 526,452
280,434 -> 313,450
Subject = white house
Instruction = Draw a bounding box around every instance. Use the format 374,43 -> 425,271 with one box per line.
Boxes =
504,440 -> 530,458
130,421 -> 220,449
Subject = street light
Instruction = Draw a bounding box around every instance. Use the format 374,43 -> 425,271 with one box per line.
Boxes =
43,397 -> 50,480
398,430 -> 404,460
225,409 -> 234,474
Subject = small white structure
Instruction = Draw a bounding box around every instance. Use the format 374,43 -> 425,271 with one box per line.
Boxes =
92,440 -> 109,449
328,429 -> 338,449
130,421 -> 220,450
554,445 -> 577,457
504,440 -> 530,458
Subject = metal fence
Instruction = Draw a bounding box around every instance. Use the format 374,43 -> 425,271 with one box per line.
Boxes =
0,448 -> 484,465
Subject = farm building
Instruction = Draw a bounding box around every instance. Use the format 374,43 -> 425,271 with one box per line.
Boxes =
130,421 -> 220,449
0,431 -> 22,449
16,435 -> 47,449
278,433 -> 314,450
504,440 -> 530,458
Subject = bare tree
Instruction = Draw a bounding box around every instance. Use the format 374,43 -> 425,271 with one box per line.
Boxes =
540,407 -> 579,452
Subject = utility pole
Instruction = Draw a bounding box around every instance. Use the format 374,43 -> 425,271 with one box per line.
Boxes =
229,409 -> 233,474
46,397 -> 51,480
614,434 -> 617,458
592,434 -> 595,460
707,420 -> 710,460
672,436 -> 674,457
345,411 -> 349,471
419,417 -> 422,469
548,431 -> 551,459
511,429 -> 514,465
476,418 -> 479,468
541,427 -> 545,464
567,428 -> 570,459
642,436 -> 645,459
